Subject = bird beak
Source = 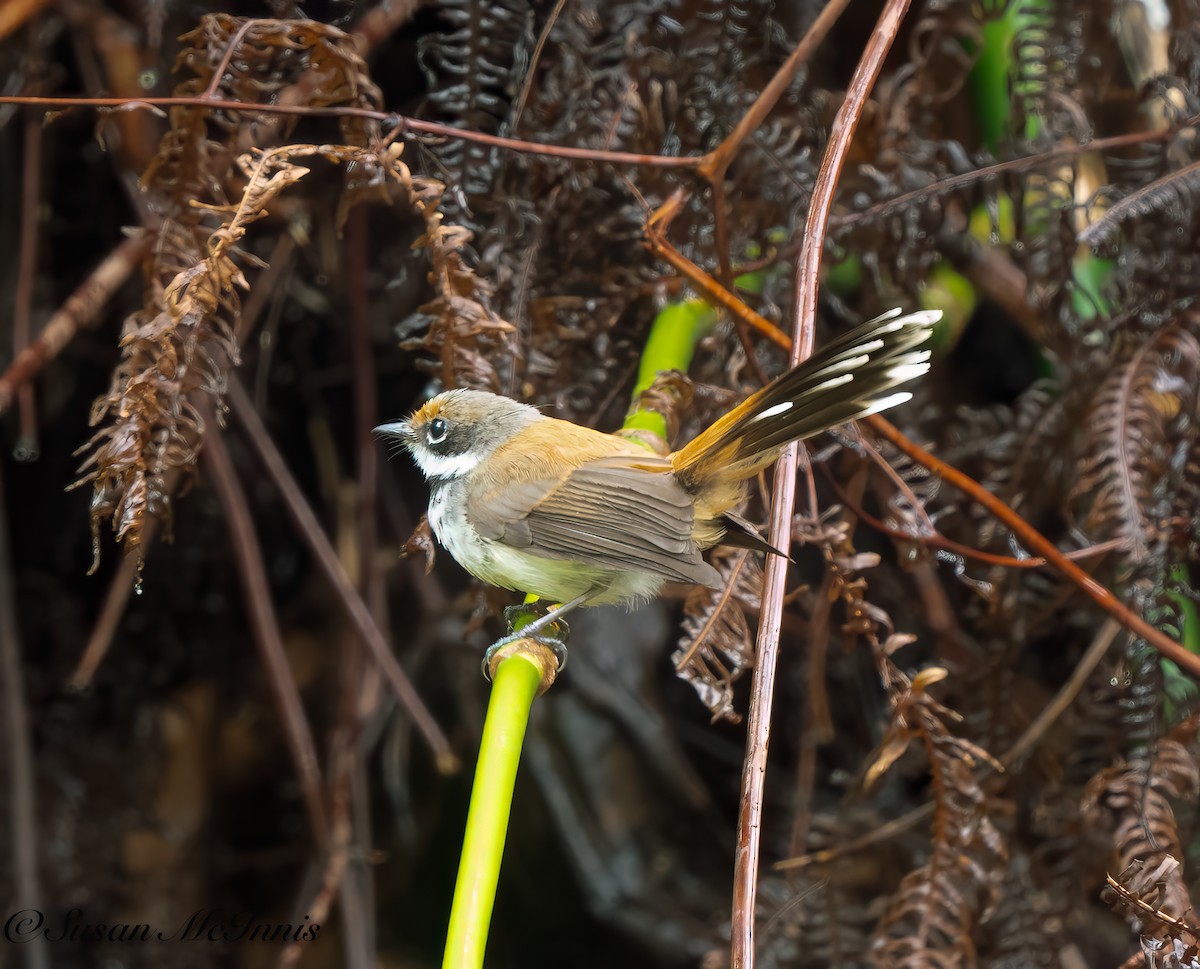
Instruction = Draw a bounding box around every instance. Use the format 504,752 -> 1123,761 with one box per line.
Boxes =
373,420 -> 412,440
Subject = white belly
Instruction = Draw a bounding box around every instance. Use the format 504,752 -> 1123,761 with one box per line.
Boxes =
426,484 -> 665,606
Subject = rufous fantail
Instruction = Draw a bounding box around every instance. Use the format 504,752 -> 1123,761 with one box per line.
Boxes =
376,308 -> 939,636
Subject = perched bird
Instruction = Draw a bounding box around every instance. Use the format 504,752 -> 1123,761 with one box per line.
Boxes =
377,308 -> 938,638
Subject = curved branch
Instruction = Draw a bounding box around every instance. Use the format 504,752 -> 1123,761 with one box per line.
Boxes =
730,1 -> 917,965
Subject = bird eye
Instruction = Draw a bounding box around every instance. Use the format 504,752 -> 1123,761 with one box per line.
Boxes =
426,417 -> 449,445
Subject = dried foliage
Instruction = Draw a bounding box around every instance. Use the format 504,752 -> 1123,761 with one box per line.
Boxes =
399,185 -> 516,393
869,663 -> 1007,969
72,16 -> 386,566
1090,730 -> 1200,965
1072,325 -> 1200,566
9,0 -> 1200,966
673,548 -> 764,723
1080,159 -> 1200,248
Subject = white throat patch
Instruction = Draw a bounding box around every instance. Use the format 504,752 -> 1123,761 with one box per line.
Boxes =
414,449 -> 481,481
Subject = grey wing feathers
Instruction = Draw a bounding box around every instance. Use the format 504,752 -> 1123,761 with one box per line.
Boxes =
469,457 -> 721,588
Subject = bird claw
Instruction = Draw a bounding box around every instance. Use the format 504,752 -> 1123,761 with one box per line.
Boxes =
482,628 -> 569,680
480,603 -> 571,679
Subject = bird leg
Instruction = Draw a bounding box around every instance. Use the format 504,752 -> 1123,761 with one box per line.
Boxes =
482,592 -> 593,677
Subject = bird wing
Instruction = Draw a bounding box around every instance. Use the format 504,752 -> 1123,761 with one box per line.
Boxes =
466,454 -> 721,588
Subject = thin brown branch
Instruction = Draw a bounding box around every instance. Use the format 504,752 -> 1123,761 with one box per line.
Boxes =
789,568 -> 836,859
866,414 -> 1200,680
698,0 -> 849,184
1000,619 -> 1120,768
645,199 -> 791,351
730,2 -> 915,965
673,550 -> 749,672
337,207 -> 384,969
13,114 -> 41,455
822,464 -> 1125,570
0,0 -> 52,43
510,0 -> 567,133
226,377 -> 458,773
1079,158 -> 1200,247
203,425 -> 330,849
832,115 -> 1200,230
0,94 -> 701,169
69,544 -> 147,689
280,749 -> 353,969
0,467 -> 49,969
0,232 -> 153,415
201,18 -> 256,100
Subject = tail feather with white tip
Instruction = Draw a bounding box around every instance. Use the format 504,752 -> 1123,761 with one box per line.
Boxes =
673,308 -> 939,489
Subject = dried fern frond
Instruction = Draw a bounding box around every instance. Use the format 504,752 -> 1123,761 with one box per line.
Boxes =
74,16 -> 386,568
1104,859 -> 1200,964
1089,733 -> 1200,959
1079,159 -> 1200,248
417,0 -> 532,214
399,180 -> 516,393
870,662 -> 1007,968
1072,326 -> 1200,566
672,548 -> 764,723
74,145 -> 338,567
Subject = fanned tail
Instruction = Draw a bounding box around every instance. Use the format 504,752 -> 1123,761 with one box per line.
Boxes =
673,308 -> 939,490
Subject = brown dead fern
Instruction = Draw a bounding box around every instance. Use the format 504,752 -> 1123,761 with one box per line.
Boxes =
403,187 -> 516,393
870,662 -> 1007,969
673,548 -> 764,723
71,15 -> 512,570
73,16 -> 386,568
1073,326 -> 1200,567
1087,729 -> 1200,961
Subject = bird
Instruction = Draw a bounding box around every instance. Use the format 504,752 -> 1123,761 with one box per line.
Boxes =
376,307 -> 939,641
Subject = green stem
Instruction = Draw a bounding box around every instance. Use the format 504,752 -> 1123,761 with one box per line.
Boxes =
625,269 -> 765,440
442,652 -> 543,969
624,299 -> 716,440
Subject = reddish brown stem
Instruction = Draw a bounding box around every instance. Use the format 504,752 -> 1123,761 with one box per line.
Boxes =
866,414 -> 1200,679
645,214 -> 791,351
203,426 -> 330,850
0,95 -> 701,169
226,377 -> 458,773
70,545 -> 147,689
730,2 -> 914,965
0,232 -> 153,415
0,0 -> 51,40
201,18 -> 255,100
821,464 -> 1123,570
697,0 -> 850,184
0,467 -> 50,969
338,207 -> 384,968
13,114 -> 41,455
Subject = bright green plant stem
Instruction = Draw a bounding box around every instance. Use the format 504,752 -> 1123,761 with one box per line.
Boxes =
442,649 -> 544,969
624,299 -> 717,440
443,269 -> 765,966
625,270 -> 765,440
